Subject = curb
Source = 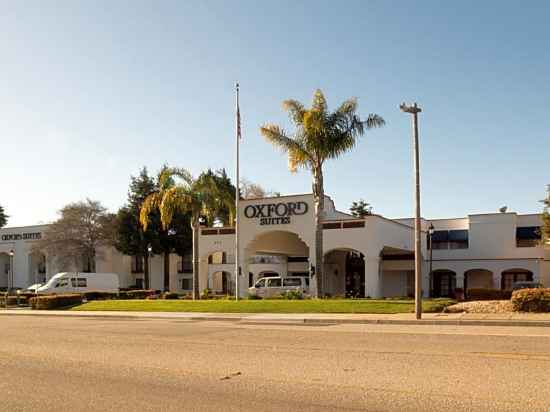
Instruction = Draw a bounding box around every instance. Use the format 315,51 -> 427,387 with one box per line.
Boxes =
1,310 -> 550,327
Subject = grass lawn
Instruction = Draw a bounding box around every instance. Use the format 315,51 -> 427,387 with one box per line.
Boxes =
71,298 -> 455,314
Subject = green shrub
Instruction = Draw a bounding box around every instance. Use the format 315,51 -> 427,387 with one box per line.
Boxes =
466,288 -> 512,301
201,288 -> 212,299
162,292 -> 179,300
82,291 -> 118,301
0,295 -> 26,306
29,294 -> 83,310
511,288 -> 550,312
123,290 -> 156,299
280,290 -> 303,300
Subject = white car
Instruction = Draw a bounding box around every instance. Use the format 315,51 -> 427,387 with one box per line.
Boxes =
248,276 -> 309,298
37,272 -> 119,294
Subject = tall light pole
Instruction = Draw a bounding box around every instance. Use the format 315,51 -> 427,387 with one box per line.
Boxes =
428,223 -> 434,297
8,249 -> 14,295
400,102 -> 423,320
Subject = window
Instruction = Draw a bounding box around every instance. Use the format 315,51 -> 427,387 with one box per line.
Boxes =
71,278 -> 87,287
131,256 -> 144,273
38,255 -> 46,274
287,256 -> 309,263
178,254 -> 193,273
4,263 -> 9,275
249,272 -> 254,287
516,226 -> 541,248
429,230 -> 468,250
208,252 -> 226,264
501,270 -> 533,290
135,278 -> 144,289
181,278 -> 192,290
267,278 -> 282,287
55,279 -> 68,288
283,278 -> 301,287
255,278 -> 266,288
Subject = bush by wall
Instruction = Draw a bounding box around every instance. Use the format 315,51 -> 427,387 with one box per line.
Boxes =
118,290 -> 156,299
162,292 -> 179,300
511,288 -> 550,312
29,294 -> 83,310
82,291 -> 118,301
0,295 -> 26,306
466,288 -> 512,301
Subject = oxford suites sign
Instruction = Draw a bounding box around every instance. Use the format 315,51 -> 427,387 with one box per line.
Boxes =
1,232 -> 42,242
244,201 -> 309,226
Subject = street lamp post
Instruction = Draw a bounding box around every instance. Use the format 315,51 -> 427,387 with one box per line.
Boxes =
400,102 -> 423,320
428,223 -> 434,296
147,244 -> 153,290
8,249 -> 14,293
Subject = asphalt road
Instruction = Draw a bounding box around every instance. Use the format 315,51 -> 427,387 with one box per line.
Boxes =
1,316 -> 550,411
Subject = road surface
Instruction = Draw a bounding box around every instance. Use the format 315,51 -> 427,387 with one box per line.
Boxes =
1,315 -> 549,411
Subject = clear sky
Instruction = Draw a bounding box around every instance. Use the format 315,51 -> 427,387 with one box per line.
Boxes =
1,1 -> 548,227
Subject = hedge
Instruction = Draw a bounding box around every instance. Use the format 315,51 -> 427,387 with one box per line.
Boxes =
511,288 -> 550,312
118,289 -> 156,300
82,291 -> 119,301
466,288 -> 512,301
0,295 -> 27,306
162,292 -> 179,300
29,294 -> 83,310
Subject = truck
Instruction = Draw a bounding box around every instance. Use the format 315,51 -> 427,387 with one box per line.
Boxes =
36,272 -> 119,294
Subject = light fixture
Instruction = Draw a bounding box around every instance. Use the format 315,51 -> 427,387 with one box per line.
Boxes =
428,223 -> 435,235
9,250 -> 14,257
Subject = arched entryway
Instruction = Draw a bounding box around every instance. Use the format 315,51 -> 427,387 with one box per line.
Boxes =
324,249 -> 365,298
0,252 -> 10,289
431,270 -> 457,298
245,230 -> 310,289
501,269 -> 533,290
464,269 -> 493,293
28,252 -> 47,285
211,271 -> 231,295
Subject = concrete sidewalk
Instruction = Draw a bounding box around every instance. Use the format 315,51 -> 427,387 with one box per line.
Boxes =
1,308 -> 550,327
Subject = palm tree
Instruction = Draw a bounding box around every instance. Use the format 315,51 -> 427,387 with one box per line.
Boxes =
260,90 -> 384,297
140,167 -> 234,299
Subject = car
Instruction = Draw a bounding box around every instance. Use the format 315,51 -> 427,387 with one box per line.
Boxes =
511,281 -> 543,291
248,276 -> 309,298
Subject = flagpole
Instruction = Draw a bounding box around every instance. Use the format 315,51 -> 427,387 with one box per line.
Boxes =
235,82 -> 240,301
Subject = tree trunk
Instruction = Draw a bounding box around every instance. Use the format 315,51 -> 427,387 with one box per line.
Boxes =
312,166 -> 325,298
191,215 -> 200,300
163,251 -> 170,291
143,253 -> 150,290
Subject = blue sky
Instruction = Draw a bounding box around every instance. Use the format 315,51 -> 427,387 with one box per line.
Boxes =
1,1 -> 548,226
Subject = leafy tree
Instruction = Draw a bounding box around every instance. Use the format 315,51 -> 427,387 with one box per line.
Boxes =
0,205 -> 8,228
113,168 -> 161,289
260,90 -> 384,297
241,179 -> 279,199
34,199 -> 114,272
140,167 -> 234,299
350,200 -> 373,218
542,185 -> 550,245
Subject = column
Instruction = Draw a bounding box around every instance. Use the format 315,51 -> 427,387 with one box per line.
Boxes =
365,256 -> 381,298
456,274 -> 465,289
492,272 -> 501,289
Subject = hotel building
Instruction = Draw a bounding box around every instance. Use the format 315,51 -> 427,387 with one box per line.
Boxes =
1,193 -> 548,297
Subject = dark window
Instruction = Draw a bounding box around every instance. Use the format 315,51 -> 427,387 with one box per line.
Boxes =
342,221 -> 365,229
219,228 -> 236,235
516,227 -> 541,248
501,271 -> 533,290
287,256 -> 309,263
323,222 -> 341,230
181,278 -> 192,290
283,278 -> 301,287
131,256 -> 144,273
267,278 -> 282,287
430,230 -> 468,250
178,254 -> 193,273
135,278 -> 144,289
249,272 -> 254,287
202,229 -> 218,236
71,278 -> 87,287
448,230 -> 469,249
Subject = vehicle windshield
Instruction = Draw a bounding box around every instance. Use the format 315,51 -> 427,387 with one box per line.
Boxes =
254,279 -> 266,288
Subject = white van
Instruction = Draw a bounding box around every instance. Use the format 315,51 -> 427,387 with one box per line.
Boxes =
36,272 -> 119,294
248,276 -> 309,298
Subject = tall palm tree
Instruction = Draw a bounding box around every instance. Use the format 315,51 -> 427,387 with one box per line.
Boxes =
260,90 -> 385,297
140,167 -> 234,299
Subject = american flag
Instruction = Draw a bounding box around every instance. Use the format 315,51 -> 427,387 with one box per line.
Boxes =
236,82 -> 241,139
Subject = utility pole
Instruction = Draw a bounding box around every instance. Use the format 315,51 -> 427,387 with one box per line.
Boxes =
234,82 -> 241,301
400,102 -> 423,320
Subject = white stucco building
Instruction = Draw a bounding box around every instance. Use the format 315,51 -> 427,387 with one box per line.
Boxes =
1,193 -> 548,297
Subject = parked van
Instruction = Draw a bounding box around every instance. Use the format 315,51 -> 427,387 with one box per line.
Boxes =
36,272 -> 120,294
248,276 -> 309,298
